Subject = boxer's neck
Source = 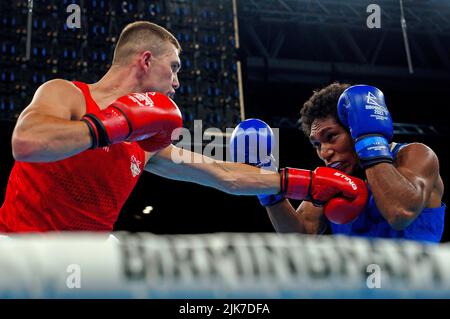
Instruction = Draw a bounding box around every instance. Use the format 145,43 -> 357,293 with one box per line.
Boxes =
88,64 -> 142,108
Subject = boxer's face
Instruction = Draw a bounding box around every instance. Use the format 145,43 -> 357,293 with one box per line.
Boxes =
146,44 -> 181,98
309,116 -> 358,175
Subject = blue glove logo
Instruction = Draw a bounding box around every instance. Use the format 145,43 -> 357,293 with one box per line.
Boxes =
337,85 -> 394,169
365,91 -> 390,121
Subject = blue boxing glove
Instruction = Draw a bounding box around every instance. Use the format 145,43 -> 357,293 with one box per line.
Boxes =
229,118 -> 284,206
337,85 -> 394,169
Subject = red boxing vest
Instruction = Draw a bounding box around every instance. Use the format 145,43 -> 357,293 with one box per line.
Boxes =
0,81 -> 146,232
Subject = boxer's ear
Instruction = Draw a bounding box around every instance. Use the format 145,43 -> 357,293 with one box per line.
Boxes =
139,51 -> 153,72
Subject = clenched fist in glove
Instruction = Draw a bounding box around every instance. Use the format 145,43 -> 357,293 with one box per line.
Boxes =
230,118 -> 368,224
82,92 -> 183,152
337,85 -> 393,169
280,167 -> 368,224
229,118 -> 283,206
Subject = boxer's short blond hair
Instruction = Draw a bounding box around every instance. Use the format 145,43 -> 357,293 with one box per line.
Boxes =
112,21 -> 181,65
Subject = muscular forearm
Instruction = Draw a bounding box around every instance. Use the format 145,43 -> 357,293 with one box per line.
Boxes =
12,112 -> 92,162
214,161 -> 280,195
266,200 -> 326,234
148,146 -> 280,195
366,163 -> 425,229
266,200 -> 307,233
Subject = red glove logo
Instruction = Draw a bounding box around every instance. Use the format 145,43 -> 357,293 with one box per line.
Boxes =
128,93 -> 155,108
333,172 -> 358,191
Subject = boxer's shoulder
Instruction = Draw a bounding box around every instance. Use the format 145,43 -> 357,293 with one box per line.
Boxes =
36,78 -> 81,95
393,142 -> 437,163
33,79 -> 83,104
31,79 -> 86,118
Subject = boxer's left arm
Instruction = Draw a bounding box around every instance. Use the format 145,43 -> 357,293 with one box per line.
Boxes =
337,85 -> 442,230
264,199 -> 328,234
145,144 -> 280,195
365,143 -> 442,230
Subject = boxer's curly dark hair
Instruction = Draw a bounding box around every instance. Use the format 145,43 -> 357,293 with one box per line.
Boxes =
300,82 -> 351,136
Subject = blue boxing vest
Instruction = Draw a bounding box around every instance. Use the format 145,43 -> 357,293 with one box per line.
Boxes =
329,143 -> 446,243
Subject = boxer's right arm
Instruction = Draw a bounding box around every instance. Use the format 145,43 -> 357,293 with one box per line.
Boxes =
12,79 -> 92,162
228,118 -> 368,224
265,199 -> 327,234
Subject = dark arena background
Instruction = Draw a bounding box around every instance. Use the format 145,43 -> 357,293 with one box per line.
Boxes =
0,0 -> 449,240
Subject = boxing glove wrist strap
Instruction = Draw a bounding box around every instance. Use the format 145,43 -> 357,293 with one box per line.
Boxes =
82,108 -> 132,149
354,135 -> 393,169
81,117 -> 100,149
258,193 -> 285,207
280,168 -> 326,206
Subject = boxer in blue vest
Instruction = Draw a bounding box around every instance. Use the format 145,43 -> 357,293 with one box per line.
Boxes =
232,83 -> 445,242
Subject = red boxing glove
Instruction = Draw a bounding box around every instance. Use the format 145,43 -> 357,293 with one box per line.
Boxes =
324,196 -> 367,225
82,92 -> 183,152
280,167 -> 368,224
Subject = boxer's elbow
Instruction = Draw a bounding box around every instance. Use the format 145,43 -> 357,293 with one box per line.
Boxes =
11,113 -> 43,161
386,208 -> 416,230
12,135 -> 34,161
386,194 -> 424,230
12,132 -> 43,162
